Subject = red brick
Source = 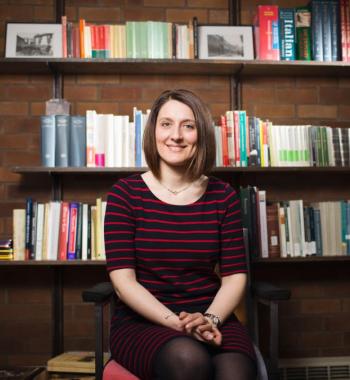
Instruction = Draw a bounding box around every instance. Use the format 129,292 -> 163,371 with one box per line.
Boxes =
0,102 -> 29,116
209,9 -> 229,24
297,105 -> 337,119
243,86 -> 275,104
275,88 -> 318,104
301,299 -> 342,314
166,8 -> 208,23
296,76 -> 338,88
300,331 -> 343,348
0,134 -> 35,150
0,304 -> 50,321
0,167 -> 20,182
1,116 -> 37,134
280,316 -> 326,332
76,102 -> 120,114
124,7 -> 165,21
33,5 -> 55,21
144,0 -> 184,6
320,87 -> 350,105
4,85 -> 51,101
0,75 -> 29,85
65,85 -> 98,101
254,104 -> 296,119
77,74 -> 121,84
78,6 -> 121,22
338,105 -> 350,120
1,5 -> 34,21
3,151 -> 40,166
30,102 -> 46,116
101,86 -> 142,101
189,0 -> 227,7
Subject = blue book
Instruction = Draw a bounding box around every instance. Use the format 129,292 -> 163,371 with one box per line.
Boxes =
25,197 -> 33,260
321,0 -> 332,61
40,115 -> 55,167
279,8 -> 296,60
55,115 -> 70,167
69,115 -> 86,167
311,0 -> 324,61
134,110 -> 143,167
329,0 -> 340,61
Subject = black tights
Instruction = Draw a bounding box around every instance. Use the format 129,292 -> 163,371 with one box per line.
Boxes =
153,337 -> 256,380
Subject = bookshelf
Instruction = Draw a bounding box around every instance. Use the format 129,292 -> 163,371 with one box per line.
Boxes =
2,0 -> 350,367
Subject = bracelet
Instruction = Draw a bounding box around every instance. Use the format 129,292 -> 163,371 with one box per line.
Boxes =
204,313 -> 222,328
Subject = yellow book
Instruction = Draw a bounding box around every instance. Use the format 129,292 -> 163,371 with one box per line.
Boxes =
47,351 -> 109,374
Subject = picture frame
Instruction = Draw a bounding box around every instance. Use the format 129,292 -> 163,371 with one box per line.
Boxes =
198,25 -> 254,60
5,22 -> 63,58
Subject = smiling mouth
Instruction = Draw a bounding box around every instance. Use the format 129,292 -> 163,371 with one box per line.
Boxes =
167,145 -> 186,150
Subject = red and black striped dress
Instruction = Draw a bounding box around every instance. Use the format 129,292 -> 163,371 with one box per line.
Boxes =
104,174 -> 256,379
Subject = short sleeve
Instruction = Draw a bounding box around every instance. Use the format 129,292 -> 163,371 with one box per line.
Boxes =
219,185 -> 247,276
104,179 -> 136,273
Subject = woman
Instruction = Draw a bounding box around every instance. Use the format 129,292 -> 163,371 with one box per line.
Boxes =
104,89 -> 256,380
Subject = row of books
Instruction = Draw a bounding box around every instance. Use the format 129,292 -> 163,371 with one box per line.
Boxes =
62,17 -> 196,59
12,198 -> 106,261
40,108 -> 149,168
241,186 -> 350,259
0,239 -> 13,260
41,109 -> 350,169
255,2 -> 348,62
215,112 -> 350,167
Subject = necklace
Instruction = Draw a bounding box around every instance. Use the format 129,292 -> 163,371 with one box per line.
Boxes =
158,180 -> 192,195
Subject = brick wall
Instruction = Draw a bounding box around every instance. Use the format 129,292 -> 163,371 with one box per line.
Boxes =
0,0 -> 350,367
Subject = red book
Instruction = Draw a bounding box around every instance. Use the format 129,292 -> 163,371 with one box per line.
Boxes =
340,0 -> 347,61
61,15 -> 67,58
256,5 -> 280,60
67,203 -> 79,260
220,115 -> 229,166
57,202 -> 69,260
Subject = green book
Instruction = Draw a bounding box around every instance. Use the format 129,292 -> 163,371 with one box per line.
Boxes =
295,6 -> 312,60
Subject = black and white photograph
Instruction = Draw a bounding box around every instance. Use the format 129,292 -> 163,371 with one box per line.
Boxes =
5,23 -> 62,58
198,26 -> 254,60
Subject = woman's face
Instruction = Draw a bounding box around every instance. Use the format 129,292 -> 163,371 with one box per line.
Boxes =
155,99 -> 198,169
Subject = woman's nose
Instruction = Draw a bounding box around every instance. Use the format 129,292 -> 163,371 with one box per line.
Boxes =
170,125 -> 182,140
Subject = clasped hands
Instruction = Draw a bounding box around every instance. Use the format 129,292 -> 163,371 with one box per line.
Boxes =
177,311 -> 222,346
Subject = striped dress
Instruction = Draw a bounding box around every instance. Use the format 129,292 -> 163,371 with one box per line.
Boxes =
104,174 -> 256,379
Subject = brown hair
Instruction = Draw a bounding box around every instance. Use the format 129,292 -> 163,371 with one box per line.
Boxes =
143,89 -> 216,180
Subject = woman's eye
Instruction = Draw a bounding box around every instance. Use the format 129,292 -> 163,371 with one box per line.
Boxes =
184,124 -> 195,129
161,122 -> 170,127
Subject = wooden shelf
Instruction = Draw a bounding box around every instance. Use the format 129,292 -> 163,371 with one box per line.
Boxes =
12,165 -> 350,174
0,260 -> 106,266
1,58 -> 350,77
253,255 -> 350,263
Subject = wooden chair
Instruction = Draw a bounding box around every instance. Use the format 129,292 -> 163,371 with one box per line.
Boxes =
82,229 -> 290,380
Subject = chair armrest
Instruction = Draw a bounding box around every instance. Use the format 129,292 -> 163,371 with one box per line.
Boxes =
252,281 -> 291,301
82,282 -> 114,303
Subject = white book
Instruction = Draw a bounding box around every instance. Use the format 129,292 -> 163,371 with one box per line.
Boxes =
46,201 -> 61,260
84,25 -> 92,58
113,115 -> 124,167
326,127 -> 335,167
86,110 -> 96,167
13,209 -> 26,260
35,203 -> 45,260
333,201 -> 342,255
278,203 -> 287,258
258,190 -> 268,258
81,203 -> 89,260
104,114 -> 115,167
128,121 -> 135,167
121,115 -> 130,167
95,114 -> 109,167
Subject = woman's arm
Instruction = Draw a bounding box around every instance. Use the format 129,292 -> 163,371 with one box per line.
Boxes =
110,268 -> 183,331
205,272 -> 247,323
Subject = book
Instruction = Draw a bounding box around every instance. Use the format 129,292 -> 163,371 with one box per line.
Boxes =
55,115 -> 70,167
13,209 -> 25,260
255,5 -> 280,60
69,115 -> 86,167
279,8 -> 296,60
310,0 -> 324,61
295,6 -> 312,60
40,115 -> 56,167
47,351 -> 108,374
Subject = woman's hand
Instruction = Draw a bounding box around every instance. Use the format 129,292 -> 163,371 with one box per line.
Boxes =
178,311 -> 222,346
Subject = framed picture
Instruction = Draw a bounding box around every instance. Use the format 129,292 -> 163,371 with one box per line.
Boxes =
198,25 -> 254,60
5,23 -> 63,58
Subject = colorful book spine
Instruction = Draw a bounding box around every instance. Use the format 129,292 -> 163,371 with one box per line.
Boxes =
279,8 -> 296,60
67,202 -> 79,260
311,0 -> 324,61
295,6 -> 312,60
256,5 -> 280,60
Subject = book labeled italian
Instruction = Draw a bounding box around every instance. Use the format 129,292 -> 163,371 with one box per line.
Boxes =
279,8 -> 296,60
47,351 -> 109,374
255,5 -> 280,60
